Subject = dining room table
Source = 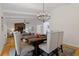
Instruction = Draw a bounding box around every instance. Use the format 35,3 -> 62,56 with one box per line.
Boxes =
22,34 -> 47,56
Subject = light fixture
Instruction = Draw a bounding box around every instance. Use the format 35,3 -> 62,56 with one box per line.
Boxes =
37,3 -> 51,23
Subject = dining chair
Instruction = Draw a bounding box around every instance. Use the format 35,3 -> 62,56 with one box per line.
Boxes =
39,32 -> 63,56
13,31 -> 34,56
57,32 -> 64,53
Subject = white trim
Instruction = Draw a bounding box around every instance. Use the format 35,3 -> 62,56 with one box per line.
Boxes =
63,41 -> 79,48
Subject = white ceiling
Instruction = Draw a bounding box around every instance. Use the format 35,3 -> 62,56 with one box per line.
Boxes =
0,3 -> 73,24
1,3 -> 67,13
1,3 -> 69,18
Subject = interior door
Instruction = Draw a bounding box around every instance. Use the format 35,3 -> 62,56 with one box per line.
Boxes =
14,23 -> 25,33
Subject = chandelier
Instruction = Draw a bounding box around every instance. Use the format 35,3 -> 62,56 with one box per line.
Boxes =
37,3 -> 51,22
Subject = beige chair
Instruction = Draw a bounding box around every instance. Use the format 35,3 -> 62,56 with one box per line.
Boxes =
57,32 -> 64,53
13,31 -> 34,56
39,32 -> 63,56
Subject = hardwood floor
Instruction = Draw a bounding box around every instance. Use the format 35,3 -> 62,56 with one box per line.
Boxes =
1,37 -> 79,56
0,37 -> 28,56
74,48 -> 79,56
0,37 -> 15,56
63,44 -> 79,56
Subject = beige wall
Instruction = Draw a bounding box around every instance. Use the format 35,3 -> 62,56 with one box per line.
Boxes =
0,5 -> 6,52
7,19 -> 38,33
50,5 -> 79,47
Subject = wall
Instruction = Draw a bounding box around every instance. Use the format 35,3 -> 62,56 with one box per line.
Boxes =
50,4 -> 79,47
7,19 -> 24,33
7,19 -> 38,33
0,5 -> 7,53
25,23 -> 37,33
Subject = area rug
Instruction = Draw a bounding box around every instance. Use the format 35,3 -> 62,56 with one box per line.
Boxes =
8,47 -> 75,56
59,47 -> 75,56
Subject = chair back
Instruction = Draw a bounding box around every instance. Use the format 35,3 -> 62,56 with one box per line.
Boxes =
13,31 -> 21,55
47,32 -> 63,53
57,32 -> 64,47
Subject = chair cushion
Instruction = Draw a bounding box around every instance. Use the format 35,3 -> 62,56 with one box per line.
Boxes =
39,43 -> 50,53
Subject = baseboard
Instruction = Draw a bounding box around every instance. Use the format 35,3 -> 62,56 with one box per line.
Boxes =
63,42 -> 79,48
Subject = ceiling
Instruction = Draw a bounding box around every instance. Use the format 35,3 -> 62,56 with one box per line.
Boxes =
1,3 -> 69,18
0,3 -> 71,24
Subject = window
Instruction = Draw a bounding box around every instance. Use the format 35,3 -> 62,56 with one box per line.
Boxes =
43,21 -> 50,34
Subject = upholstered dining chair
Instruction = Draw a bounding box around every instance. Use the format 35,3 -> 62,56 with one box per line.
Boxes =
57,32 -> 64,53
13,31 -> 34,56
39,32 -> 63,56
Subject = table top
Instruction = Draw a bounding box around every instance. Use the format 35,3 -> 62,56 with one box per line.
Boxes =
22,35 -> 47,44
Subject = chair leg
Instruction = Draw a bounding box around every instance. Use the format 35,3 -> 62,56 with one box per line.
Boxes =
15,50 -> 20,56
55,48 -> 59,56
56,52 -> 59,56
32,50 -> 36,56
60,45 -> 63,53
47,53 -> 49,56
15,50 -> 17,56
